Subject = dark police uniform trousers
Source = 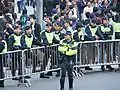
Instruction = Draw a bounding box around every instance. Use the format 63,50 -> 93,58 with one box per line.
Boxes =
60,55 -> 75,89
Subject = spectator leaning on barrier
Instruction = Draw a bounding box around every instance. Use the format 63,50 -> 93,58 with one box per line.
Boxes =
29,14 -> 41,41
58,31 -> 78,90
8,25 -> 24,81
0,31 -> 7,87
98,17 -> 114,71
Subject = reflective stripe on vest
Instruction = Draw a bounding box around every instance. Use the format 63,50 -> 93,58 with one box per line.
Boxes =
55,33 -> 60,41
66,42 -> 78,56
101,26 -> 111,32
45,32 -> 54,44
89,26 -> 97,36
13,35 -> 22,46
25,35 -> 33,48
2,40 -> 7,53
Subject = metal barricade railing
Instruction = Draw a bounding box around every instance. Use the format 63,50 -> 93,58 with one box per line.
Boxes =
0,50 -> 22,81
77,40 -> 120,68
0,40 -> 120,87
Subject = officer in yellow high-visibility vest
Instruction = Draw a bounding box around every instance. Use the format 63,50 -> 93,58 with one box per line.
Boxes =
58,31 -> 78,90
98,17 -> 114,71
112,14 -> 120,39
84,18 -> 104,70
0,32 -> 7,87
40,23 -> 59,78
8,25 -> 23,80
21,26 -> 43,74
73,21 -> 84,42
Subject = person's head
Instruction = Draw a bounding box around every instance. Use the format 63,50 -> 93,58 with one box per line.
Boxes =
52,8 -> 57,14
29,14 -> 36,23
61,11 -> 65,19
76,21 -> 83,31
15,21 -> 22,28
85,12 -> 91,18
102,17 -> 109,25
55,22 -> 63,31
64,20 -> 71,28
90,18 -> 97,27
25,26 -> 32,35
4,7 -> 10,14
22,9 -> 27,15
0,31 -> 4,40
54,15 -> 60,22
64,31 -> 72,40
46,23 -> 53,32
87,1 -> 92,7
93,7 -> 98,12
13,25 -> 21,35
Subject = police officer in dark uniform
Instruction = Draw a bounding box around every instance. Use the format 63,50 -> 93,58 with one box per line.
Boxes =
58,31 -> 78,90
21,26 -> 43,73
98,17 -> 114,71
40,23 -> 59,78
8,25 -> 23,80
0,32 -> 6,87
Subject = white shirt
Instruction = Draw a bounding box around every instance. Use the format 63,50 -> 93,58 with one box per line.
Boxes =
83,6 -> 93,20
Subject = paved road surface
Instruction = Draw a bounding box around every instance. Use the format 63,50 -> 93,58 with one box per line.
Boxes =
0,71 -> 120,90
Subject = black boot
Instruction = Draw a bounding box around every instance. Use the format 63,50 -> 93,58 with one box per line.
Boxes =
69,79 -> 73,89
60,78 -> 65,90
101,65 -> 105,71
40,73 -> 49,78
85,66 -> 93,70
106,65 -> 114,71
45,72 -> 53,76
0,80 -> 4,87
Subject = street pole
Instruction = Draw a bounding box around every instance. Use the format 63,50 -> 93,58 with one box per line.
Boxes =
36,0 -> 43,26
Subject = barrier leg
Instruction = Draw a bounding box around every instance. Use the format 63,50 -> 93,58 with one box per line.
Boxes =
17,51 -> 31,87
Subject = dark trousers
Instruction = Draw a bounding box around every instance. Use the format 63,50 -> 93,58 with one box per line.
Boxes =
25,50 -> 37,73
0,54 -> 4,85
60,55 -> 75,89
17,1 -> 21,13
11,52 -> 22,76
41,47 -> 59,75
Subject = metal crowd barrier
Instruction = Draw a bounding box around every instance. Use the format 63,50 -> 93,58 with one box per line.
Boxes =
77,40 -> 120,68
0,50 -> 23,81
0,40 -> 120,87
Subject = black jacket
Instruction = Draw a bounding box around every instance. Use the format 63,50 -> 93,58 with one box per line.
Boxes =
30,22 -> 41,41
